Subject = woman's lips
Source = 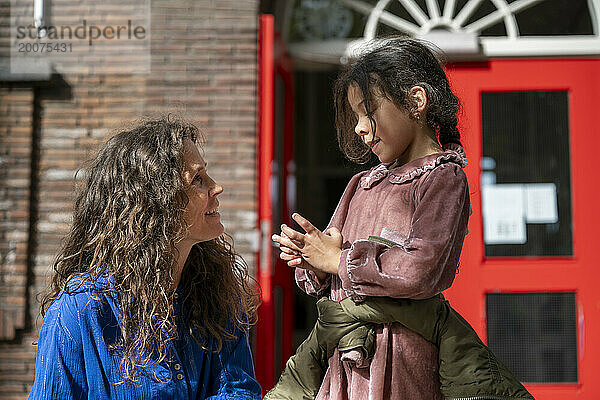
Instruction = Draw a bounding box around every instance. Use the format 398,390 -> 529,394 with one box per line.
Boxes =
205,205 -> 220,217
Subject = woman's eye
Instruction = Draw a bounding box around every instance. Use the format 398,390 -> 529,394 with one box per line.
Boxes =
193,175 -> 203,185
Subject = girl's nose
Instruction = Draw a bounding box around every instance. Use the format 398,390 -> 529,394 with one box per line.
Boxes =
354,118 -> 369,137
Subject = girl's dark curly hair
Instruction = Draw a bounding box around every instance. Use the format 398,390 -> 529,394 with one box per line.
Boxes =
334,37 -> 462,164
39,115 -> 259,383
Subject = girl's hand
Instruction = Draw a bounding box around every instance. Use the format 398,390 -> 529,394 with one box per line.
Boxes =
275,231 -> 330,281
276,231 -> 307,266
272,213 -> 343,277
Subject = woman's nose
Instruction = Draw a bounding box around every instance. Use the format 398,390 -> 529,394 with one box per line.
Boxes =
210,183 -> 223,197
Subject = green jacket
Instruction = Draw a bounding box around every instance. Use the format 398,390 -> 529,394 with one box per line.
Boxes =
265,295 -> 534,400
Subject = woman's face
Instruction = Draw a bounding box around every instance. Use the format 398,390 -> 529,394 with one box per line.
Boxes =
347,83 -> 418,164
181,137 -> 224,243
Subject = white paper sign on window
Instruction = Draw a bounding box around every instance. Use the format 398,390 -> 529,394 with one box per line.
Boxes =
524,183 -> 558,224
482,184 -> 526,244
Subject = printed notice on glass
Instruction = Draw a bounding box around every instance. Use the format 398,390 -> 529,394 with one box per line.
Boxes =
524,183 -> 558,224
482,184 -> 526,244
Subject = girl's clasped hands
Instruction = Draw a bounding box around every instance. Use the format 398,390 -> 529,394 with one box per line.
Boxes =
272,213 -> 343,280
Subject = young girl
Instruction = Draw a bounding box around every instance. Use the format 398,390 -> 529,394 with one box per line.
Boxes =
269,39 -> 532,400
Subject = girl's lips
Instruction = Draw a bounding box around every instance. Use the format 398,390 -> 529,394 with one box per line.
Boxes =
368,138 -> 381,152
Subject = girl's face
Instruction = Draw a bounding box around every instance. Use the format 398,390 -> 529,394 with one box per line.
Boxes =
181,137 -> 225,243
347,83 -> 418,164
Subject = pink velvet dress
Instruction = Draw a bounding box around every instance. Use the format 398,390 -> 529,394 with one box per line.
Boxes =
295,144 -> 471,400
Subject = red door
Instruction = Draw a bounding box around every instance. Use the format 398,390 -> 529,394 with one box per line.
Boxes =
445,59 -> 600,399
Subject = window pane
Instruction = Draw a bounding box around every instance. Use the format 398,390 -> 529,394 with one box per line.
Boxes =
486,292 -> 578,383
481,91 -> 572,257
516,0 -> 593,36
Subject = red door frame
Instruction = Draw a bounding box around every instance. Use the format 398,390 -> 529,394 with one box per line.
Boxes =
256,14 -> 296,391
445,59 -> 600,399
256,13 -> 275,389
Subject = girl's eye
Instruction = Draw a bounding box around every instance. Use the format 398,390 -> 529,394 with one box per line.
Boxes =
193,175 -> 203,185
366,106 -> 379,117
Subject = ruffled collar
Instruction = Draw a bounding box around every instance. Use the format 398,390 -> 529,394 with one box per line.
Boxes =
359,143 -> 468,189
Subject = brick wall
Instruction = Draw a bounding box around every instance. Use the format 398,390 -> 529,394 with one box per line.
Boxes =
0,1 -> 260,398
0,87 -> 32,342
0,88 -> 35,399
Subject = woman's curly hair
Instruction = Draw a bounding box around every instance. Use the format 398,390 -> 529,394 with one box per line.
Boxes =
39,115 -> 259,383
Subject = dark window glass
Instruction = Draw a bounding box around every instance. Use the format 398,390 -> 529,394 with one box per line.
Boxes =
457,0 -> 593,36
294,70 -> 364,230
481,91 -> 572,257
466,0 -> 507,36
516,0 -> 593,36
487,292 -> 578,383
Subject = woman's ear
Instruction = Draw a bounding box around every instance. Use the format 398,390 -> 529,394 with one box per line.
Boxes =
408,86 -> 428,114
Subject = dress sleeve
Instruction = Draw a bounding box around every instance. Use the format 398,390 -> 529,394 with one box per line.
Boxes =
207,326 -> 262,400
295,268 -> 332,297
294,172 -> 364,297
338,162 -> 471,300
28,299 -> 87,399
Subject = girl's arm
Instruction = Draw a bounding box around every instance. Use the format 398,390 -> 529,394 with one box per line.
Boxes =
295,266 -> 332,297
338,162 -> 470,300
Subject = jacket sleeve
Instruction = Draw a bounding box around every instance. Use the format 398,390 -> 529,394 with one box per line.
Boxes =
28,299 -> 87,400
207,326 -> 262,400
338,163 -> 471,300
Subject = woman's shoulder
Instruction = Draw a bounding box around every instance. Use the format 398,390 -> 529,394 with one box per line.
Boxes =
40,289 -> 89,345
44,274 -> 115,331
347,168 -> 371,185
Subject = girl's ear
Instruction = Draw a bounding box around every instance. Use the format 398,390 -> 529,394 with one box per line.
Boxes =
408,86 -> 428,115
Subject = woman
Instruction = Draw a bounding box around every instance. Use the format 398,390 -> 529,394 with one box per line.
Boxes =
29,116 -> 262,399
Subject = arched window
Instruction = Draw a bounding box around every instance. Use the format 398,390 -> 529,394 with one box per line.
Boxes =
286,0 -> 600,62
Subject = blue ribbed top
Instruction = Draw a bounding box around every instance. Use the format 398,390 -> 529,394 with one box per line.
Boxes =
28,274 -> 261,399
